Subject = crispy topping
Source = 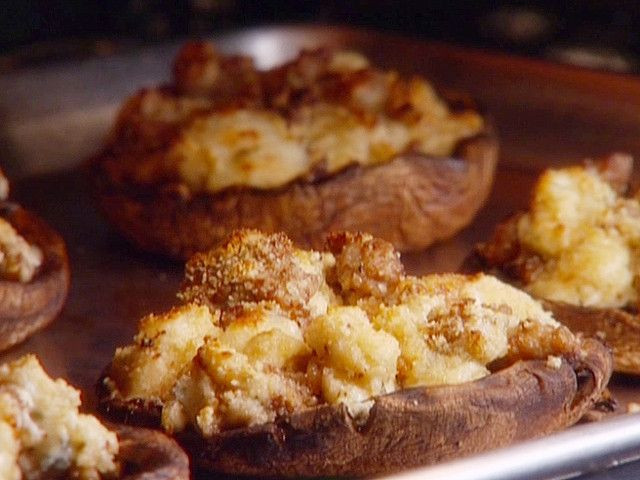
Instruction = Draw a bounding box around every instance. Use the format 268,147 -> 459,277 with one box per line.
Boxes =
326,231 -> 404,300
109,304 -> 219,400
180,229 -> 329,316
173,42 -> 261,103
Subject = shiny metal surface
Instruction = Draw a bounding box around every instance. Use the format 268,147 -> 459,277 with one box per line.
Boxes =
382,414 -> 640,480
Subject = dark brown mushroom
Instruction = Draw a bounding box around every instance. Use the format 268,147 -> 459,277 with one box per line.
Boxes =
87,41 -> 498,259
112,423 -> 190,480
541,301 -> 640,376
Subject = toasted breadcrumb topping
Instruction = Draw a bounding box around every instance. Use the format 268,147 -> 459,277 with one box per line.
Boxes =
105,43 -> 483,193
107,230 -> 577,437
179,229 -> 333,316
0,355 -> 118,480
516,158 -> 640,308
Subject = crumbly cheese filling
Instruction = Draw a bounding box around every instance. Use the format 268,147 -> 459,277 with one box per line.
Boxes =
517,165 -> 640,308
0,355 -> 118,480
121,46 -> 483,193
106,230 -> 574,438
0,218 -> 43,283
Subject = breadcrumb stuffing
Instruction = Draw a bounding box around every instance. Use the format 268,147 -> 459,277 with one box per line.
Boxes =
627,402 -> 640,414
108,303 -> 219,400
326,231 -> 404,301
108,229 -> 577,437
179,229 -> 330,317
305,306 -> 400,405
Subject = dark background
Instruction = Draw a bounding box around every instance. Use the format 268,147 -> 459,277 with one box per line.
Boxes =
1,0 -> 639,73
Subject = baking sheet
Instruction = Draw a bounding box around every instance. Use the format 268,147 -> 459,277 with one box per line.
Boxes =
1,25 -> 640,479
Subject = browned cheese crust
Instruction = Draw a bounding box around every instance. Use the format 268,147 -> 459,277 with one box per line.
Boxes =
111,423 -> 190,480
88,43 -> 498,259
0,203 -> 70,351
467,153 -> 640,374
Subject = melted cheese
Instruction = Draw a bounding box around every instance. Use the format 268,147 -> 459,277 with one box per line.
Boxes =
293,103 -> 411,172
374,274 -> 557,387
0,420 -> 19,480
174,110 -> 309,192
518,165 -> 640,308
0,355 -> 118,480
306,306 -> 400,405
160,303 -> 315,436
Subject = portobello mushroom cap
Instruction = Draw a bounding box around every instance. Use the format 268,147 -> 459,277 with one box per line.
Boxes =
111,423 -> 189,480
541,302 -> 640,375
98,338 -> 611,478
0,202 -> 70,351
88,107 -> 498,260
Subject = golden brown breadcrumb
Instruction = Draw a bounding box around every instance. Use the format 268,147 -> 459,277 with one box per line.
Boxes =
505,321 -> 578,364
179,229 -> 326,315
173,42 -> 261,103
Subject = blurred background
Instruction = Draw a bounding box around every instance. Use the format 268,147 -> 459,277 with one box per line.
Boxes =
1,0 -> 638,73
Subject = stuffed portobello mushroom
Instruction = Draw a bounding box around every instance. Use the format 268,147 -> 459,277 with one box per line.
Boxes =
98,230 -> 611,477
89,42 -> 498,259
0,171 -> 69,352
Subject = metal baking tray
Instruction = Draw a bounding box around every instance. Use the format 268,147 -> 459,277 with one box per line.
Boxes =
1,25 -> 640,479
